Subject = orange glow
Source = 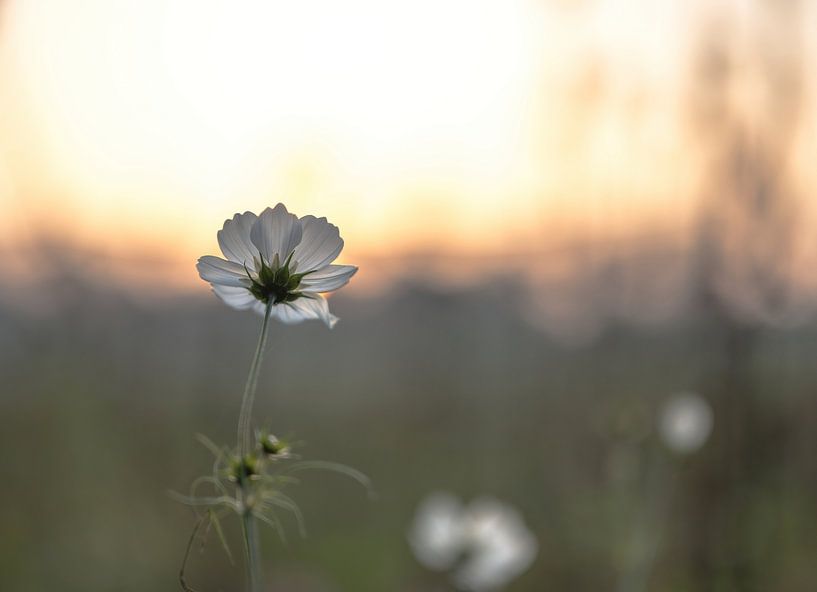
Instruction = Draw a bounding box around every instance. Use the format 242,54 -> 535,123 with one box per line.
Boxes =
0,0 -> 815,294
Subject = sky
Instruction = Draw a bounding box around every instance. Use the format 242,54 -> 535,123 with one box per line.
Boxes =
0,0 -> 815,294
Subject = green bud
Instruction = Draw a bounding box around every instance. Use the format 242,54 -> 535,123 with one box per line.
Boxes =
228,453 -> 260,483
258,432 -> 291,459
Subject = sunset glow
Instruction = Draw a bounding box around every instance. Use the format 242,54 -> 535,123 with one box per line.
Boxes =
0,0 -> 815,293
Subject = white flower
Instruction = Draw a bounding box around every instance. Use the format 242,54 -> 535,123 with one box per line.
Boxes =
659,392 -> 714,454
197,203 -> 357,328
455,498 -> 539,592
408,492 -> 466,571
408,492 -> 538,592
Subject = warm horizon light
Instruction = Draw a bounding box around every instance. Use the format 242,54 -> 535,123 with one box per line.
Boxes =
0,0 -> 815,295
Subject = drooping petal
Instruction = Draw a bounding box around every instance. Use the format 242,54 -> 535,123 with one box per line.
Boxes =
197,256 -> 252,287
250,204 -> 303,266
217,211 -> 259,268
293,294 -> 339,328
300,264 -> 358,293
212,284 -> 257,310
292,215 -> 344,272
267,294 -> 338,328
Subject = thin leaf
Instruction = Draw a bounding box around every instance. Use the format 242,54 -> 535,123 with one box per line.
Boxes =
196,433 -> 228,460
254,510 -> 287,544
179,515 -> 206,592
259,491 -> 307,538
208,509 -> 235,566
284,461 -> 376,499
190,476 -> 228,498
258,474 -> 300,487
168,490 -> 240,511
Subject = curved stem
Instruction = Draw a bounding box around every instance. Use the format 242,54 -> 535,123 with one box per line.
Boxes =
237,300 -> 273,456
179,514 -> 206,592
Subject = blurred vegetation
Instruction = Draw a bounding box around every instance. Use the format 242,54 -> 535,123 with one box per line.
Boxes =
1,264 -> 816,590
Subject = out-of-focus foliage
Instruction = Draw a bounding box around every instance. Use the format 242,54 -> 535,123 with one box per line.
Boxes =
1,257 -> 816,591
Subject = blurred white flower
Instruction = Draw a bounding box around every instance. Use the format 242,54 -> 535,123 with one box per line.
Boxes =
197,203 -> 356,328
455,498 -> 539,592
408,492 -> 538,592
659,393 -> 714,454
408,492 -> 465,571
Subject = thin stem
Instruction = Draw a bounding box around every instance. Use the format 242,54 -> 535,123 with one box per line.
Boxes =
179,514 -> 206,592
237,300 -> 274,456
242,506 -> 263,592
235,300 -> 273,592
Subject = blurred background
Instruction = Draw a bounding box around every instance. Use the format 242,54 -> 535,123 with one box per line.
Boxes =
1,0 -> 816,590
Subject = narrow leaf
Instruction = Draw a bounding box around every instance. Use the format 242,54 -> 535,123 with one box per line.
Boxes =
208,509 -> 235,566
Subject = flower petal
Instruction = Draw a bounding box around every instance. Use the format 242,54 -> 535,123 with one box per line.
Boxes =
250,204 -> 303,265
212,284 -> 257,310
266,295 -> 338,328
300,264 -> 358,293
269,302 -> 308,325
293,215 -> 344,272
197,256 -> 251,287
217,211 -> 259,268
294,294 -> 339,328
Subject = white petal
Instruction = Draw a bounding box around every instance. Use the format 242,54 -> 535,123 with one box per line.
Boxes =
293,215 -> 344,272
270,302 -> 308,325
212,285 -> 257,310
268,295 -> 338,328
197,256 -> 251,287
217,211 -> 259,268
250,204 -> 303,265
295,295 -> 339,328
300,265 -> 357,292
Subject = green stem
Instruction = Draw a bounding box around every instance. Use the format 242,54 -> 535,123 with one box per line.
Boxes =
237,300 -> 273,456
236,300 -> 273,592
241,505 -> 263,592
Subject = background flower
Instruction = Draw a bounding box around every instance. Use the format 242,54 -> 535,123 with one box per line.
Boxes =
409,492 -> 538,591
408,492 -> 466,572
659,393 -> 714,454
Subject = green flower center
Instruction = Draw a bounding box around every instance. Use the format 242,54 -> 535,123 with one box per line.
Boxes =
247,252 -> 312,305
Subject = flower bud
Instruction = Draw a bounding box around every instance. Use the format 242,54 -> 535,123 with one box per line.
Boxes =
229,453 -> 260,483
258,432 -> 291,459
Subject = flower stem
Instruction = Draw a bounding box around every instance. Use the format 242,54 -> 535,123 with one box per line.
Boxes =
241,505 -> 263,592
237,300 -> 273,457
236,300 -> 273,592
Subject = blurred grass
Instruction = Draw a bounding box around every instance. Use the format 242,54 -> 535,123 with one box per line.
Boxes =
1,276 -> 816,591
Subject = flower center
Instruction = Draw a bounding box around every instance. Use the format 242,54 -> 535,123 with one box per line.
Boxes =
247,252 -> 307,305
